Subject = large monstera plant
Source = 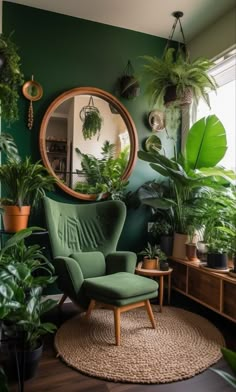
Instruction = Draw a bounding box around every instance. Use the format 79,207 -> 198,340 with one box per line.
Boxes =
138,115 -> 235,234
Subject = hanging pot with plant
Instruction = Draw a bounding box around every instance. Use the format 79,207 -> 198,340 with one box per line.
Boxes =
141,12 -> 217,109
118,60 -> 140,100
80,96 -> 103,140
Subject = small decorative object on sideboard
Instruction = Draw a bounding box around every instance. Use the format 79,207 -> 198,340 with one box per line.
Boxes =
185,224 -> 199,262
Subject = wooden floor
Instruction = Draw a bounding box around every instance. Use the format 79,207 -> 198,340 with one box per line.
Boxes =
9,293 -> 236,392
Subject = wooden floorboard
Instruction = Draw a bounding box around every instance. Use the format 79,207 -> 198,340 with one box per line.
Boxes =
6,292 -> 236,392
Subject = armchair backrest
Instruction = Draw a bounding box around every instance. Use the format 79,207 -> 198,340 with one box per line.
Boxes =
43,197 -> 126,258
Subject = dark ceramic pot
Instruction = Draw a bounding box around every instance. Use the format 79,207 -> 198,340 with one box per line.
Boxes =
6,340 -> 43,381
160,235 -> 173,257
207,252 -> 228,270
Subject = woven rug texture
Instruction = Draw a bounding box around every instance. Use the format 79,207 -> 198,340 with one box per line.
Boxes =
55,306 -> 225,384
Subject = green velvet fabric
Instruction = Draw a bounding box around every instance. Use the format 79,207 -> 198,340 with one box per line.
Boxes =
70,252 -> 106,279
84,272 -> 158,299
43,197 -> 158,310
43,197 -> 126,258
106,252 -> 136,274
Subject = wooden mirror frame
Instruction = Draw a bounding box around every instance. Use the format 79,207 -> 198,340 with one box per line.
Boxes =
39,87 -> 138,200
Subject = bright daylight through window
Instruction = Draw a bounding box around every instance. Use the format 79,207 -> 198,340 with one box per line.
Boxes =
196,47 -> 236,171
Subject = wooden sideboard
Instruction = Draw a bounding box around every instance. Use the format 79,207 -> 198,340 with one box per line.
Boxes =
168,257 -> 236,323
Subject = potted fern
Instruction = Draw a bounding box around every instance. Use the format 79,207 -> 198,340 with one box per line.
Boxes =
141,47 -> 217,108
0,157 -> 55,232
139,242 -> 161,270
0,32 -> 24,123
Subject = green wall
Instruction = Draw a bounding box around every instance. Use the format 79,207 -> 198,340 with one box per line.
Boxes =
2,2 -> 177,252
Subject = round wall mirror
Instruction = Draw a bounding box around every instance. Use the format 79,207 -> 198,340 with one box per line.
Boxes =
39,87 -> 138,200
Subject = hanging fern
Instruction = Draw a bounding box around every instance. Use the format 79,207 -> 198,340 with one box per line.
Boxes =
82,109 -> 103,141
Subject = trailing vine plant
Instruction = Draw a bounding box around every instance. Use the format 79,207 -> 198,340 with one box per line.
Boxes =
0,32 -> 24,123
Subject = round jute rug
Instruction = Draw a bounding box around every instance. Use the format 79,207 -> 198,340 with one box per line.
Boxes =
55,306 -> 225,384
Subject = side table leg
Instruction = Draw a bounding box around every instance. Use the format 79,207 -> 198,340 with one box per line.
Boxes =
168,274 -> 171,304
159,276 -> 163,312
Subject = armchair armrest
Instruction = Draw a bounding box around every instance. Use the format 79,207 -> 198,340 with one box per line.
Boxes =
106,251 -> 137,274
54,256 -> 84,303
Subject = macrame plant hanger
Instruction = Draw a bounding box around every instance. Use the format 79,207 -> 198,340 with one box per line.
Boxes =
164,11 -> 189,60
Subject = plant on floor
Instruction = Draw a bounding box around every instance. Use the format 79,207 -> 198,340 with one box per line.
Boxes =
141,47 -> 217,108
0,227 -> 57,349
0,367 -> 8,392
0,32 -> 24,123
211,347 -> 236,389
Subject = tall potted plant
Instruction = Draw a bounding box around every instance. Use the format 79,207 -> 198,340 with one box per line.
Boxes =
138,115 -> 235,259
0,227 -> 57,381
0,157 -> 55,232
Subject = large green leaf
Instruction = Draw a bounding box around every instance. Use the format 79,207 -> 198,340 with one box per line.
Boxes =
184,115 -> 227,169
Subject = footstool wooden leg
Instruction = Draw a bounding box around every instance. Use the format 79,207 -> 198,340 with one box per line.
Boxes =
86,299 -> 96,319
114,307 -> 121,346
145,300 -> 156,329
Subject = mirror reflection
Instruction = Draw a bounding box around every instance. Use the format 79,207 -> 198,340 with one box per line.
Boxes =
39,87 -> 137,200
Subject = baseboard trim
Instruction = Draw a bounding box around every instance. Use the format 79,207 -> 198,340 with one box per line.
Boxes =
42,294 -> 72,303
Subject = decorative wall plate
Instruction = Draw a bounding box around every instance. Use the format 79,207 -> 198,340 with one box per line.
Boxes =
148,110 -> 165,132
145,135 -> 162,152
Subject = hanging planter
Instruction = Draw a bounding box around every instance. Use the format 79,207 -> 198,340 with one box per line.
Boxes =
141,11 -> 217,109
118,60 -> 140,100
80,96 -> 103,141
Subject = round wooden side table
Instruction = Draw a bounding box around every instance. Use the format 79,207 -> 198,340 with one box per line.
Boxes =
135,261 -> 173,312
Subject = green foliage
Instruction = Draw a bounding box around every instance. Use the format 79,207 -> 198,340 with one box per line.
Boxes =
138,115 -> 235,234
0,132 -> 19,159
141,47 -> 217,108
211,348 -> 236,389
82,109 -> 103,140
74,141 -> 129,200
0,32 -> 24,123
0,227 -> 57,350
0,367 -> 8,392
139,242 -> 166,261
0,157 -> 55,208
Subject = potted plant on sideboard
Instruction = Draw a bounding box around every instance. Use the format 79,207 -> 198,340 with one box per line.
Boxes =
0,227 -> 57,382
0,157 -> 55,232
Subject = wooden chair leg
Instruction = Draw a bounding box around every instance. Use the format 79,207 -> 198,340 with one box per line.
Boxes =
145,300 -> 156,329
58,293 -> 67,307
113,307 -> 121,346
86,299 -> 96,319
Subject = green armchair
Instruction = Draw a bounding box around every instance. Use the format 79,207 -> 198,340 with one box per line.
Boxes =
43,197 -> 158,345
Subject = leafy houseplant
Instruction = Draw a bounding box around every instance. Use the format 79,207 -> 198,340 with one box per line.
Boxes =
0,227 -> 57,380
82,108 -> 103,141
139,242 -> 161,270
138,115 -> 235,259
141,47 -> 217,108
211,347 -> 236,389
0,157 -> 55,232
74,141 -> 129,200
0,32 -> 24,123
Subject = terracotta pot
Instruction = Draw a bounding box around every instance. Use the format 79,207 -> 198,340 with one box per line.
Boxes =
2,205 -> 31,233
185,243 -> 199,262
143,257 -> 158,270
172,233 -> 188,259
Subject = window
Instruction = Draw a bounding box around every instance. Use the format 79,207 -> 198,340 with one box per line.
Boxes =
196,47 -> 236,171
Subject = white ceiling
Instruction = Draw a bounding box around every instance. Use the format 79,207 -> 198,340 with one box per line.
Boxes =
6,0 -> 236,41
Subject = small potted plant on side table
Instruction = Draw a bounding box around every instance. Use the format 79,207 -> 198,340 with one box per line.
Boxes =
139,242 -> 160,269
